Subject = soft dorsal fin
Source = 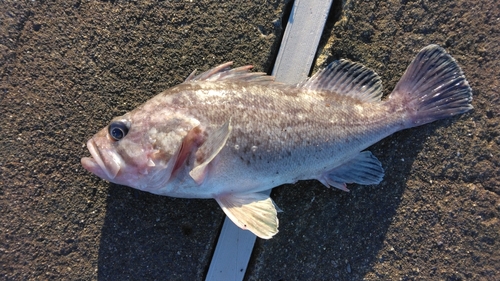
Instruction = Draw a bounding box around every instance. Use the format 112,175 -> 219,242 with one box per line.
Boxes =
184,62 -> 276,85
300,60 -> 383,102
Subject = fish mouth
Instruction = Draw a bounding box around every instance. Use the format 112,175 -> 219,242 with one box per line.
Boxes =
81,139 -> 121,181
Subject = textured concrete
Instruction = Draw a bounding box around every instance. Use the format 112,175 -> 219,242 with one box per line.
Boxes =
1,0 -> 499,280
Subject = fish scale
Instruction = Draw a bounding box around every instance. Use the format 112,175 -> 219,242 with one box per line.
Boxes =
82,44 -> 472,239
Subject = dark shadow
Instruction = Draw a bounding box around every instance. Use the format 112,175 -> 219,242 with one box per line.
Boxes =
245,122 -> 450,280
96,6 -> 290,278
242,2 -> 452,279
97,185 -> 224,280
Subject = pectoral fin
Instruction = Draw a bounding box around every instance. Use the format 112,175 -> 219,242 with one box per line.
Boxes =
169,126 -> 204,179
189,119 -> 232,184
216,193 -> 279,239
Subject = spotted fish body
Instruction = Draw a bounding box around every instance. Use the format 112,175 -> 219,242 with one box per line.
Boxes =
82,45 -> 472,238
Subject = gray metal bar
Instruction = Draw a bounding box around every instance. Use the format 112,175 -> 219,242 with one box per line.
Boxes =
272,0 -> 334,84
205,1 -> 333,280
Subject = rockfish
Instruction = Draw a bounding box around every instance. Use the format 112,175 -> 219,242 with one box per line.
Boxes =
81,45 -> 472,239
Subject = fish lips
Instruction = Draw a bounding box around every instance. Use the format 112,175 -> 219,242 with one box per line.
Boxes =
81,139 -> 122,182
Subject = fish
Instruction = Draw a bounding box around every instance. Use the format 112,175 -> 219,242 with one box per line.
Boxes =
81,45 -> 472,239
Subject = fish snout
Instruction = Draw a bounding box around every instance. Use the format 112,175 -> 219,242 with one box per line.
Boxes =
81,138 -> 123,182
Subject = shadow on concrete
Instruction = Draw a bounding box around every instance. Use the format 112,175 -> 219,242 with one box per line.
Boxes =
97,186 -> 223,280
245,124 -> 442,280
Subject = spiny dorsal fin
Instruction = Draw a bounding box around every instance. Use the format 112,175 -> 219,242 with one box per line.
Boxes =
300,60 -> 383,102
184,62 -> 276,85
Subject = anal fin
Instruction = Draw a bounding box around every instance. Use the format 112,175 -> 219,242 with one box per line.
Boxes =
319,151 -> 384,191
216,193 -> 279,239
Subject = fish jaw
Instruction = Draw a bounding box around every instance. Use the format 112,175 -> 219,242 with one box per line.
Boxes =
81,138 -> 123,183
81,126 -> 161,189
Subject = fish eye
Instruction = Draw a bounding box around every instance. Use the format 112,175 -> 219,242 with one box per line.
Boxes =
108,121 -> 129,141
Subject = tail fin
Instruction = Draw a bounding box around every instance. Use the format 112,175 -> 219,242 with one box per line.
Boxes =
389,44 -> 473,128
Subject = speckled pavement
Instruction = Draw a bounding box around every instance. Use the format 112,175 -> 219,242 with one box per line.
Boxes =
1,1 -> 499,280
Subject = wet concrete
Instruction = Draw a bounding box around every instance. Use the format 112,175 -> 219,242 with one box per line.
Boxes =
1,0 -> 499,280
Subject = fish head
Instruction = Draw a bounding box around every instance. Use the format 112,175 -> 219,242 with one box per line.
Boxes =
81,109 -> 201,191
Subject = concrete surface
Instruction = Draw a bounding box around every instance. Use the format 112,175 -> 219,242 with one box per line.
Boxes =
1,0 -> 499,280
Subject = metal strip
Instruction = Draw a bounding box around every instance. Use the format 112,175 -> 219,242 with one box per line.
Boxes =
272,0 -> 334,84
205,1 -> 333,280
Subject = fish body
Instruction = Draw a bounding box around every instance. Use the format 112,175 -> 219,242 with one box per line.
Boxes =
82,45 -> 472,238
